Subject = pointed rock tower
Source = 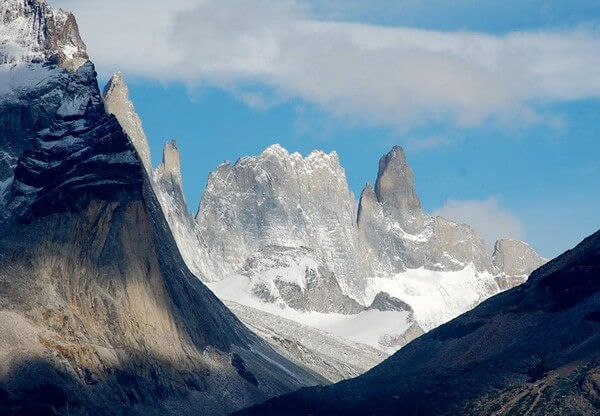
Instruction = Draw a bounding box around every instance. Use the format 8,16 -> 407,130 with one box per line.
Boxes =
103,71 -> 152,172
358,145 -> 492,275
374,145 -> 422,221
152,140 -> 212,282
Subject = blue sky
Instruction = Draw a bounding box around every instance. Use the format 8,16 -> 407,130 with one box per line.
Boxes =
56,0 -> 600,258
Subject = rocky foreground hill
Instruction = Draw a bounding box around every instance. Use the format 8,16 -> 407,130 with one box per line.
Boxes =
0,1 -> 323,414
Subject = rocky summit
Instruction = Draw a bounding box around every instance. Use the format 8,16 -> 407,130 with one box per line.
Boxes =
102,71 -> 152,172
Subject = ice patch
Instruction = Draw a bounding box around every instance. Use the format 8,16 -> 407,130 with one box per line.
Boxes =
366,265 -> 499,331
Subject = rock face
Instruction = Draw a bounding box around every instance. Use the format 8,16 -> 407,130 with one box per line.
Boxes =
102,72 -> 152,171
238,229 -> 600,416
493,239 -> 547,289
234,246 -> 363,314
196,144 -> 365,300
0,0 -> 88,68
0,1 -> 323,415
367,292 -> 412,312
374,145 -> 422,224
7,61 -> 142,223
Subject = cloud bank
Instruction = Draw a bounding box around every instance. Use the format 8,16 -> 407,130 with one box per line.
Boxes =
54,0 -> 600,129
433,196 -> 524,253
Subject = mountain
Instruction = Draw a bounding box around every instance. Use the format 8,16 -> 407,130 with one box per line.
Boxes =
493,238 -> 547,289
237,229 -> 600,415
155,142 -> 544,353
357,145 -> 492,276
0,1 -> 323,414
100,70 -> 391,381
197,144 -> 366,301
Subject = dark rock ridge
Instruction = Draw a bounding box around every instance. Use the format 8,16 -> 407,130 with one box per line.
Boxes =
8,62 -> 142,223
237,229 -> 600,415
0,1 -> 324,414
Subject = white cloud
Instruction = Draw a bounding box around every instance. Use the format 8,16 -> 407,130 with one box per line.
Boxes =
53,0 -> 600,130
433,196 -> 524,252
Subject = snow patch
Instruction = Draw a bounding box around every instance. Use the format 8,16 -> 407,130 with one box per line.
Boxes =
208,278 -> 411,353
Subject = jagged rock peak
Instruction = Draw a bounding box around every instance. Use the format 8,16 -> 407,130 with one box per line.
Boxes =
0,0 -> 88,69
492,238 -> 547,289
196,142 -> 364,298
357,182 -> 377,224
211,144 -> 350,194
262,143 -> 289,156
102,71 -> 152,171
374,145 -> 421,214
159,140 -> 182,177
256,144 -> 341,169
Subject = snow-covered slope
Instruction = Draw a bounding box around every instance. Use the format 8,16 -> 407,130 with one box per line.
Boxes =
211,282 -> 420,353
365,266 -> 499,331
